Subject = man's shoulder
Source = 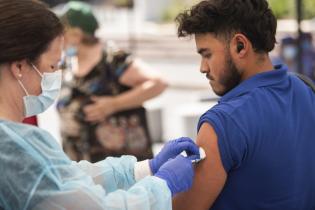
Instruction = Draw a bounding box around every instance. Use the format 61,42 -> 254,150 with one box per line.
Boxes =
198,88 -> 268,132
210,90 -> 262,116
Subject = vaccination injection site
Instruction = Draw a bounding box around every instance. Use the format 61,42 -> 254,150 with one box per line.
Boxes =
0,0 -> 315,209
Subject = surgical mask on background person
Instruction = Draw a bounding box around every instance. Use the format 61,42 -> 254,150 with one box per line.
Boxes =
302,41 -> 312,51
17,63 -> 62,117
63,46 -> 78,83
282,46 -> 297,61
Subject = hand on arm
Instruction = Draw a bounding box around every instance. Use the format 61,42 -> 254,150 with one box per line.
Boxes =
149,137 -> 200,174
155,155 -> 195,196
83,96 -> 117,123
172,123 -> 227,210
83,59 -> 167,123
136,137 -> 200,196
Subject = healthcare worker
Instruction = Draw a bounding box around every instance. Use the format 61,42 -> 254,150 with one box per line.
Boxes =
0,1 -> 200,210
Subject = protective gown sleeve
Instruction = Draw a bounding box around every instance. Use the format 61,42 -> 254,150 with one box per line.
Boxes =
29,156 -> 171,210
0,122 -> 171,210
74,157 -> 152,193
31,175 -> 171,210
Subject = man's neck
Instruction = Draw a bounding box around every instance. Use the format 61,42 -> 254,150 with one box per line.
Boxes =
241,54 -> 274,81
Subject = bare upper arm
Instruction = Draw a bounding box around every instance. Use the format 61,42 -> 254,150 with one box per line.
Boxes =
172,122 -> 227,210
118,59 -> 158,87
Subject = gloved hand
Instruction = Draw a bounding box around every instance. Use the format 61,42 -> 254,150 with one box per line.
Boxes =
149,137 -> 200,174
155,155 -> 194,196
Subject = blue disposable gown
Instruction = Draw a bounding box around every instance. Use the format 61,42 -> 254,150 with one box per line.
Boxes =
0,120 -> 171,210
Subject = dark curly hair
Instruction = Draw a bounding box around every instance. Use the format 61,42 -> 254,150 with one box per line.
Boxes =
176,0 -> 277,53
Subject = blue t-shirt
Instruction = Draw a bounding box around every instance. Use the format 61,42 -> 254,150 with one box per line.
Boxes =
197,65 -> 315,210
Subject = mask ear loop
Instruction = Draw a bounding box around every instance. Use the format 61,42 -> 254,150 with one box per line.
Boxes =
30,63 -> 43,78
17,78 -> 29,96
15,64 -> 30,96
18,63 -> 45,96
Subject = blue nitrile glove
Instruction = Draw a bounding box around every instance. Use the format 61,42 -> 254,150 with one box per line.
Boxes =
155,155 -> 194,196
149,137 -> 200,174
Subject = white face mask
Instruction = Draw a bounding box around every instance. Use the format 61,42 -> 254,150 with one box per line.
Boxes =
283,46 -> 297,60
17,63 -> 62,117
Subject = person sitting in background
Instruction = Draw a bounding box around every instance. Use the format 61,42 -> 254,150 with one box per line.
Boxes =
57,1 -> 168,162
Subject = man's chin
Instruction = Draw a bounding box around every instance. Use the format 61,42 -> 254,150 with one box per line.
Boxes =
213,90 -> 225,97
211,85 -> 226,97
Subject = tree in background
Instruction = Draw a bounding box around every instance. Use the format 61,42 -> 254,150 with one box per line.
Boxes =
269,0 -> 315,19
162,0 -> 201,22
268,0 -> 294,19
304,0 -> 315,19
113,0 -> 134,8
162,0 -> 315,21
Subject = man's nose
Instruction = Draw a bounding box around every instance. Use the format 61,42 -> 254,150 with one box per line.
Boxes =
200,59 -> 209,74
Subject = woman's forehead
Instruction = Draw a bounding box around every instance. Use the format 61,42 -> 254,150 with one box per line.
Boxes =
39,36 -> 64,64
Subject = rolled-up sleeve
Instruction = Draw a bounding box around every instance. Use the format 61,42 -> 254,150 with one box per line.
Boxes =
197,109 -> 248,173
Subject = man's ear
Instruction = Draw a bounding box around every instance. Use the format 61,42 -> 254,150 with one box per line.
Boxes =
230,33 -> 250,58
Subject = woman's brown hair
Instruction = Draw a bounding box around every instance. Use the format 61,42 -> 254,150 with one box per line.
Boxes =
0,0 -> 64,64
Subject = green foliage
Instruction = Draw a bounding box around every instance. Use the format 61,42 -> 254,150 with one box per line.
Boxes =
162,0 -> 315,22
269,0 -> 315,19
304,0 -> 315,19
113,0 -> 133,8
162,0 -> 201,22
268,0 -> 294,19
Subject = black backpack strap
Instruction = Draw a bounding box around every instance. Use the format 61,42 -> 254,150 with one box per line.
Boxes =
292,72 -> 315,93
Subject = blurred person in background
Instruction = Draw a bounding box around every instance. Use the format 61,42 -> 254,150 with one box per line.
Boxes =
300,32 -> 315,81
273,36 -> 298,72
57,1 -> 167,162
273,34 -> 315,81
